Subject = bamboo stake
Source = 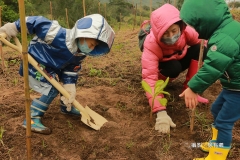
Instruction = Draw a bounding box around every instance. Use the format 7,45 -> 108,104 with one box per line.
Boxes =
65,8 -> 69,28
50,1 -> 53,20
119,13 -> 121,30
83,0 -> 86,16
198,40 -> 204,69
98,1 -> 101,14
0,6 -> 4,71
140,0 -> 142,25
133,4 -> 137,31
104,3 -> 107,20
18,0 -> 32,159
190,39 -> 204,133
150,0 -> 152,13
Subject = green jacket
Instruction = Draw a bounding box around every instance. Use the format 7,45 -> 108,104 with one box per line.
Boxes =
180,0 -> 240,93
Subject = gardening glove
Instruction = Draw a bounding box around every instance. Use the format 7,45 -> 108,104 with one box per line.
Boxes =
60,84 -> 76,111
0,23 -> 18,40
155,111 -> 176,133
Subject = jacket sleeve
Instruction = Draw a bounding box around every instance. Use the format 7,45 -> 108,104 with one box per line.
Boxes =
188,34 -> 239,93
14,16 -> 53,40
142,45 -> 166,113
185,26 -> 201,46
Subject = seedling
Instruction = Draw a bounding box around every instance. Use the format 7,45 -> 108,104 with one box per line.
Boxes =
67,120 -> 73,129
126,140 -> 134,149
0,126 -> 6,146
104,145 -> 110,152
161,134 -> 171,154
141,77 -> 170,121
12,77 -> 18,86
89,67 -> 102,77
42,140 -> 47,148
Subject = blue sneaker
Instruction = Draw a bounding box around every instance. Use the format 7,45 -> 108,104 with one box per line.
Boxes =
60,105 -> 81,116
22,118 -> 51,135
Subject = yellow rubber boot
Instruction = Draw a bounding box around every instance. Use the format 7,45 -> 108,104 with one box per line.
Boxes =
200,126 -> 218,152
194,142 -> 230,160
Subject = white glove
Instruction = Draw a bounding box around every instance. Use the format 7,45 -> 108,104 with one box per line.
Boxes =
155,111 -> 176,133
60,84 -> 76,111
0,23 -> 18,40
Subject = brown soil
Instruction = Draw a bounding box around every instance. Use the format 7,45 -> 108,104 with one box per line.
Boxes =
0,29 -> 240,160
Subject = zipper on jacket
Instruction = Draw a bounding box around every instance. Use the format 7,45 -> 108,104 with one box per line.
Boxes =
224,71 -> 231,82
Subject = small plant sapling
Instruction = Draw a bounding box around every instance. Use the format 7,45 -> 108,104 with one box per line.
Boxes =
0,126 -> 6,146
141,77 -> 170,121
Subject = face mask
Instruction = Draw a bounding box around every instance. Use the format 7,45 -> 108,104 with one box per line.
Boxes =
77,38 -> 93,54
161,29 -> 181,45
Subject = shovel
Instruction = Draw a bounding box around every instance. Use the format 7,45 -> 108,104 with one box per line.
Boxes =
0,33 -> 108,130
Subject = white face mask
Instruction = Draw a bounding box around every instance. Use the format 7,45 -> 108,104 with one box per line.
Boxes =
161,29 -> 181,45
77,38 -> 93,54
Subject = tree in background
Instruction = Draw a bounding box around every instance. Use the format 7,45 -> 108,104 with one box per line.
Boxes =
228,2 -> 240,8
0,0 -> 19,24
108,0 -> 132,22
0,0 -> 170,28
176,0 -> 184,10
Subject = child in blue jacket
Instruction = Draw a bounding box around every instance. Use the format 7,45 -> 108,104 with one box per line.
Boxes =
0,14 -> 115,134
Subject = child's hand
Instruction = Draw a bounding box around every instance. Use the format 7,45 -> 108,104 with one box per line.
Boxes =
179,88 -> 198,109
61,84 -> 76,111
155,111 -> 176,133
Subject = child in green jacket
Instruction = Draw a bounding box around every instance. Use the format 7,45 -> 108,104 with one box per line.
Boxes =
180,0 -> 240,159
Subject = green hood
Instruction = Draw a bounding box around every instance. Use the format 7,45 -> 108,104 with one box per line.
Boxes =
180,0 -> 232,39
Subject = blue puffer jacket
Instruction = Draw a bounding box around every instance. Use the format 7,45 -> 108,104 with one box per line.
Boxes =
16,14 -> 115,84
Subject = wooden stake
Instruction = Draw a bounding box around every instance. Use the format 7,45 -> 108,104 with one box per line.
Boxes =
50,1 -> 53,20
133,4 -> 137,31
140,0 -> 142,25
190,39 -> 204,133
83,0 -> 86,16
104,3 -> 107,20
119,13 -> 121,30
150,0 -> 152,14
65,8 -> 69,28
98,1 -> 101,14
0,6 -> 4,71
18,0 -> 32,159
198,40 -> 205,70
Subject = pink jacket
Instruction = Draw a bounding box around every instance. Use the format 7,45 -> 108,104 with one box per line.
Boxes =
142,4 -> 201,112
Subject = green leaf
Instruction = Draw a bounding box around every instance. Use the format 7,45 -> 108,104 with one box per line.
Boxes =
154,80 -> 164,92
155,91 -> 170,96
157,77 -> 169,91
141,80 -> 152,95
158,98 -> 168,106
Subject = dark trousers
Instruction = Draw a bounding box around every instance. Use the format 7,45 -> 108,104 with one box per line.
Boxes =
159,44 -> 207,78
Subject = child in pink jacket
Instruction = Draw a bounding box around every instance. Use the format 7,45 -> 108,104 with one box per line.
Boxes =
141,4 -> 208,134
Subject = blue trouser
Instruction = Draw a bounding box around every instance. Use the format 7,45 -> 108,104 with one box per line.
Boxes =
31,86 -> 59,118
38,86 -> 59,105
211,89 -> 240,147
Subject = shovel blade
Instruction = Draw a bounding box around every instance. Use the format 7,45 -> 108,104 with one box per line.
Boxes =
80,106 -> 108,130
